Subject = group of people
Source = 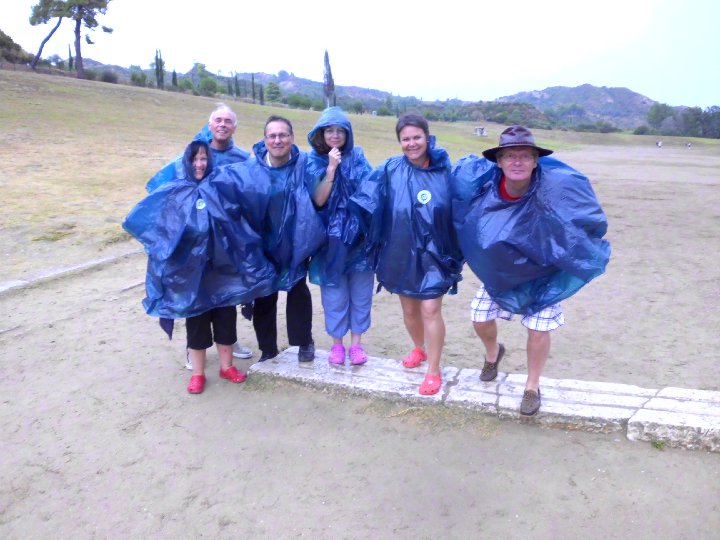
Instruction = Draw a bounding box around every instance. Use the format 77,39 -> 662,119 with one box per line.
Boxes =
124,103 -> 610,416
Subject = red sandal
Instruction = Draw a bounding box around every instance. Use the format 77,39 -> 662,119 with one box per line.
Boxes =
219,365 -> 247,383
402,347 -> 427,368
419,373 -> 442,395
187,375 -> 206,394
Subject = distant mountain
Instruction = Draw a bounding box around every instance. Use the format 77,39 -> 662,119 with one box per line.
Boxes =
497,84 -> 657,129
49,59 -> 659,129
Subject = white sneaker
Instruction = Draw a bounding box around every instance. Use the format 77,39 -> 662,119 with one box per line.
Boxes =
232,343 -> 253,359
185,349 -> 193,370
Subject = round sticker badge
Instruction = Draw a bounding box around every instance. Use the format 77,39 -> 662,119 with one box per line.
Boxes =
196,199 -> 207,210
417,190 -> 432,204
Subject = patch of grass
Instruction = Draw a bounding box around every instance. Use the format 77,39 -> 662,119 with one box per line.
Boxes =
31,223 -> 76,242
101,229 -> 133,246
651,440 -> 667,451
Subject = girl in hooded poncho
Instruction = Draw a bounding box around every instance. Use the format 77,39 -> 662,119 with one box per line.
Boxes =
351,114 -> 463,395
307,107 -> 374,366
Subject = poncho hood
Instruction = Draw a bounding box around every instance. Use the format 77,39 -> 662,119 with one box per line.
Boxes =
181,141 -> 214,181
145,125 -> 249,192
307,106 -> 354,155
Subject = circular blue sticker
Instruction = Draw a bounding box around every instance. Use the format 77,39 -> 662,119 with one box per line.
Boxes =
196,199 -> 206,210
417,190 -> 432,204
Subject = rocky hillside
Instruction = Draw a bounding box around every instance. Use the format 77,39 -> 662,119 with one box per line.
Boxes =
497,84 -> 656,129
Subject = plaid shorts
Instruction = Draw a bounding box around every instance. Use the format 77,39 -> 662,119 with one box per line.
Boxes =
470,284 -> 565,332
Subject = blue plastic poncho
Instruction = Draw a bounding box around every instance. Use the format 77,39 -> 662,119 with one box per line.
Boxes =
306,107 -> 374,287
451,155 -> 611,315
214,141 -> 325,291
145,125 -> 250,192
123,142 -> 276,320
350,137 -> 463,299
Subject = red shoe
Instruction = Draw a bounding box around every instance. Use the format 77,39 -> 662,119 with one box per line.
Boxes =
219,365 -> 247,383
187,375 -> 206,394
402,347 -> 427,368
419,373 -> 442,395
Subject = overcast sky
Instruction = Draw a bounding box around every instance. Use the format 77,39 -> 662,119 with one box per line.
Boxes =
4,0 -> 719,108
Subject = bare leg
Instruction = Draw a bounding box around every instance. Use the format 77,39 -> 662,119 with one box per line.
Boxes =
420,298 -> 444,376
399,295 -> 424,349
350,331 -> 361,346
217,343 -> 234,371
189,348 -> 207,377
473,320 -> 501,363
525,329 -> 550,391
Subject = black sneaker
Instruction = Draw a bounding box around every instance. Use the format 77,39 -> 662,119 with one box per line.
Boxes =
520,389 -> 541,416
298,341 -> 315,362
259,349 -> 278,362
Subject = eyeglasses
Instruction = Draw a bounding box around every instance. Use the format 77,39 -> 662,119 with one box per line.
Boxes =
265,133 -> 291,141
499,152 -> 536,163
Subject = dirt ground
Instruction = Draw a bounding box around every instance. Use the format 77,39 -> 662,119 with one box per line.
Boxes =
1,144 -> 719,538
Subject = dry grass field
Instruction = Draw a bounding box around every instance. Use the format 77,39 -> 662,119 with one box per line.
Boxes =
3,68 -> 715,279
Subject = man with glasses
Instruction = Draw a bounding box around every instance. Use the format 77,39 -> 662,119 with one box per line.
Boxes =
226,115 -> 323,362
452,125 -> 610,416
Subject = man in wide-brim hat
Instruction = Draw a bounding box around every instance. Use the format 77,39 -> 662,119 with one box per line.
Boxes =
453,124 -> 610,417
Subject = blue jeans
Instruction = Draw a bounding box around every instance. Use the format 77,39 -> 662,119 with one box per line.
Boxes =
320,271 -> 374,339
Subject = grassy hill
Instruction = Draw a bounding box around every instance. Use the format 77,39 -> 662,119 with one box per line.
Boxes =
1,68 -> 715,279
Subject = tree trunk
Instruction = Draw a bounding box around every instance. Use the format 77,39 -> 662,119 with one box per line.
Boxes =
74,17 -> 84,79
31,18 -> 63,69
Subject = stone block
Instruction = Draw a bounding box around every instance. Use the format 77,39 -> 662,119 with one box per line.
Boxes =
627,387 -> 720,452
249,347 -> 458,403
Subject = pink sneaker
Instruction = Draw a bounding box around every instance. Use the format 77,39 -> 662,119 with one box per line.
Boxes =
328,343 -> 346,365
402,347 -> 427,368
349,344 -> 368,365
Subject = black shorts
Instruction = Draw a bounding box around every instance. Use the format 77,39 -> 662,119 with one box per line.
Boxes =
185,306 -> 237,350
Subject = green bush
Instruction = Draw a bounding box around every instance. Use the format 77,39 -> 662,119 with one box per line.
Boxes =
84,69 -> 97,81
198,78 -> 218,97
100,70 -> 118,84
130,71 -> 147,87
179,79 -> 194,93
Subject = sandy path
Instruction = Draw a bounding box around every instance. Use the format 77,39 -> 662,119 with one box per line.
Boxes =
1,141 -> 719,538
1,252 -> 718,538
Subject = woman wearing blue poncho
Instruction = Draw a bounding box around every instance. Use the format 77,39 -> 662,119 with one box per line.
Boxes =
123,140 -> 276,394
351,114 -> 463,395
451,125 -> 610,416
307,107 -> 374,366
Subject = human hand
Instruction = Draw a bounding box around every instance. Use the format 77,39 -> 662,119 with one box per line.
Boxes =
328,147 -> 342,170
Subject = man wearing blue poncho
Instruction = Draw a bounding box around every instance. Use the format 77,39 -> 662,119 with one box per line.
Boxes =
219,116 -> 324,363
452,126 -> 610,415
145,103 -> 251,192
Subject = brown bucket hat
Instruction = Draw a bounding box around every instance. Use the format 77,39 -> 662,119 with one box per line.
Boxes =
482,125 -> 553,162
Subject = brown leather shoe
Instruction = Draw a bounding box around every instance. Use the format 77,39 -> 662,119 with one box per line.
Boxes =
520,389 -> 541,416
479,343 -> 505,382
